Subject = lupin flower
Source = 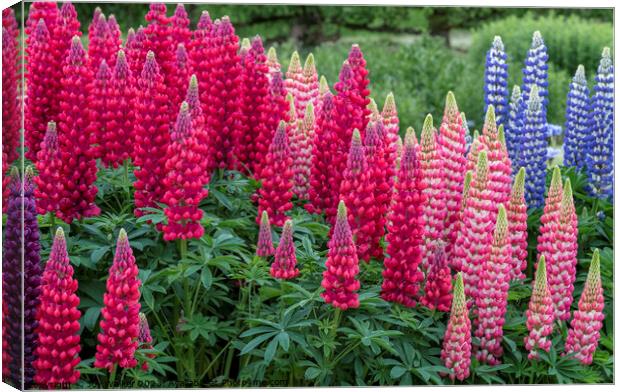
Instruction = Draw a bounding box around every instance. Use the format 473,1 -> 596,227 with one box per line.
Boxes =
586,47 -> 614,199
420,244 -> 452,312
107,15 -> 122,58
87,6 -> 102,41
419,115 -> 447,270
88,60 -> 113,159
271,220 -> 299,279
25,19 -> 56,162
170,3 -> 192,48
88,12 -> 115,71
104,50 -> 136,168
462,112 -> 473,154
507,167 -> 528,281
338,129 -> 375,261
34,228 -> 81,388
484,36 -> 509,128
34,122 -> 63,216
381,92 -> 400,176
394,135 -> 403,170
316,75 -> 330,118
265,46 -> 281,79
505,85 -> 525,174
524,255 -> 554,360
291,103 -> 315,200
256,211 -> 275,257
57,36 -> 100,222
26,2 -> 58,36
441,273 -> 471,381
95,229 -> 142,372
521,85 -> 548,209
381,129 -> 426,306
438,92 -> 468,257
126,26 -> 148,75
285,52 -> 319,119
563,66 -> 591,171
455,151 -> 495,301
133,51 -> 172,219
185,74 -> 205,135
138,313 -> 155,371
169,43 -> 192,119
257,121 -> 294,227
2,10 -> 19,165
50,3 -> 81,87
144,3 -> 175,87
522,31 -> 549,114
162,102 -> 210,241
321,201 -> 361,310
564,249 -> 605,365
474,205 -> 512,365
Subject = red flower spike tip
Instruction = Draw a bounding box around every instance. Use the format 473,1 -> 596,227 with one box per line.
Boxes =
94,229 -> 141,372
185,74 -> 206,143
256,210 -> 275,257
133,51 -> 172,219
88,12 -> 113,71
271,220 -> 299,279
34,227 -> 81,387
26,2 -> 58,36
56,36 -> 100,223
507,167 -> 528,281
171,3 -> 191,48
321,201 -> 361,310
525,256 -> 555,360
419,115 -> 448,270
257,121 -> 294,227
169,43 -> 192,121
138,313 -> 154,371
162,102 -> 210,241
34,122 -> 63,216
421,245 -> 453,312
474,205 -> 512,365
107,15 -> 122,57
381,128 -> 426,306
126,26 -> 148,75
564,249 -> 604,365
441,273 -> 472,381
438,92 -> 468,258
144,3 -> 174,87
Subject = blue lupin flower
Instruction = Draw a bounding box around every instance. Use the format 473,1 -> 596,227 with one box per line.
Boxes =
506,85 -> 525,175
462,111 -> 473,153
563,65 -> 591,171
547,124 -> 563,138
484,36 -> 509,128
521,85 -> 548,209
522,31 -> 549,116
586,47 -> 614,199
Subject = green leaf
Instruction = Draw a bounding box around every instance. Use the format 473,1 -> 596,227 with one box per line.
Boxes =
277,331 -> 290,352
305,367 -> 321,380
264,336 -> 279,364
90,246 -> 110,264
83,307 -> 101,331
390,366 -> 407,379
240,331 -> 278,355
200,267 -> 213,289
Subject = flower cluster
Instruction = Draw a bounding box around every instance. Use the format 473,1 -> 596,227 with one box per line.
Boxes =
256,211 -> 275,257
88,11 -> 118,71
525,256 -> 554,360
441,273 -> 471,381
271,220 -> 299,279
521,31 -> 549,114
34,122 -> 63,216
420,245 -> 452,312
144,3 -> 175,88
171,3 -> 192,49
2,9 -> 19,165
285,52 -> 319,120
507,167 -> 528,281
484,36 -> 509,128
291,103 -> 315,200
521,86 -> 548,209
563,66 -> 592,171
505,85 -> 525,172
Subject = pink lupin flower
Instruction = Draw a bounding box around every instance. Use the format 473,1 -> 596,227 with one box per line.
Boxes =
284,52 -> 304,113
420,244 -> 453,312
34,122 -> 63,216
564,249 -> 605,365
525,255 -> 555,360
271,220 -> 299,279
291,103 -> 315,200
265,47 -> 281,81
321,201 -> 361,310
438,92 -> 468,258
474,205 -> 512,365
257,121 -> 294,227
381,128 -> 426,306
315,75 -> 330,120
138,313 -> 154,371
507,167 -> 528,280
299,54 -> 320,120
381,92 -> 400,176
455,151 -> 495,302
87,6 -> 102,42
34,227 -> 81,387
465,132 -> 486,174
161,102 -> 210,241
419,115 -> 448,270
256,211 -> 275,257
441,272 -> 471,381
170,3 -> 191,48
95,229 -> 142,372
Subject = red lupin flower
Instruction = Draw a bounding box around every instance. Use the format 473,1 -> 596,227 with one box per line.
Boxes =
56,36 -> 100,223
34,122 -> 63,216
525,256 -> 555,360
2,9 -> 19,165
88,11 -> 114,71
137,313 -> 154,371
271,220 -> 299,279
144,3 -> 174,87
256,211 -> 275,257
321,201 -> 361,310
381,128 -> 426,306
257,121 -> 294,227
34,227 -> 81,388
169,43 -> 192,122
88,60 -> 113,160
161,102 -> 210,241
94,229 -> 141,372
421,244 -> 453,312
107,15 -> 122,58
507,167 -> 528,280
126,26 -> 148,75
26,2 -> 58,36
170,3 -> 191,48
441,273 -> 471,381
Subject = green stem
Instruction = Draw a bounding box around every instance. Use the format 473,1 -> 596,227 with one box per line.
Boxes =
108,364 -> 118,389
48,212 -> 55,237
178,239 -> 195,380
198,341 -> 232,381
224,287 -> 248,378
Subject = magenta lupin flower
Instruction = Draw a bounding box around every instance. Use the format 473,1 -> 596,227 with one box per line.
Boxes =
271,220 -> 299,279
257,211 -> 275,257
34,122 -> 62,217
321,201 -> 361,310
94,229 -> 141,372
420,244 -> 453,312
171,3 -> 191,48
525,256 -> 555,360
474,205 -> 512,365
441,273 -> 471,381
564,249 -> 605,365
137,313 -> 154,371
507,167 -> 528,281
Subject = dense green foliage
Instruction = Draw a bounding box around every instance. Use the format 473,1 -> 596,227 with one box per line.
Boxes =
35,163 -> 613,387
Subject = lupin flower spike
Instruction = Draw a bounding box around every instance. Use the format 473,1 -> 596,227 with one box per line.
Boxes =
257,211 -> 275,257
522,31 -> 549,114
381,128 -> 426,306
484,36 -> 509,128
321,201 -> 361,310
505,85 -> 525,173
94,229 -> 142,371
521,85 -> 548,209
34,122 -> 63,216
381,92 -> 400,176
271,220 -> 299,279
507,167 -> 528,281
564,249 -> 605,365
137,313 -> 154,371
266,46 -> 281,76
290,102 -> 315,200
525,255 -> 554,359
34,227 -> 81,387
441,273 -> 471,381
563,65 -> 591,171
2,12 -> 19,165
420,244 -> 452,312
